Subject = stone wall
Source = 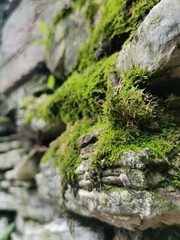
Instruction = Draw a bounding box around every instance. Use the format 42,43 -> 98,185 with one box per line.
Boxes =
0,0 -> 179,239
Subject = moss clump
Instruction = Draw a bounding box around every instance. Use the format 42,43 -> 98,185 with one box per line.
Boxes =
38,53 -> 118,123
42,118 -> 101,185
77,0 -> 160,71
94,68 -> 180,167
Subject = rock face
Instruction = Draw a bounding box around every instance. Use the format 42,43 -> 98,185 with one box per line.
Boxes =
0,0 -> 180,239
46,8 -> 89,79
116,0 -> 180,94
64,130 -> 180,231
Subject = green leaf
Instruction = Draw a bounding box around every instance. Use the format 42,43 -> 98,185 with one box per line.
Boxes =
47,75 -> 55,90
39,21 -> 47,35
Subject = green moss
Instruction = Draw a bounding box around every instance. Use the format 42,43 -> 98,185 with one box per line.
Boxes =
38,53 -> 118,124
83,0 -> 100,29
21,97 -> 34,109
77,0 -> 160,71
93,68 -> 179,167
42,118 -> 101,185
25,109 -> 35,125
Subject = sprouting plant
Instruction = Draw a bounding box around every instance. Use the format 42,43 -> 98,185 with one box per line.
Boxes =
0,219 -> 15,240
47,74 -> 55,90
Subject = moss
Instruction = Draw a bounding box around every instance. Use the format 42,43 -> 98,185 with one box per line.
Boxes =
83,0 -> 100,29
77,0 -> 160,71
93,68 -> 180,168
25,109 -> 35,125
42,118 -> 101,185
38,53 -> 118,124
20,97 -> 34,109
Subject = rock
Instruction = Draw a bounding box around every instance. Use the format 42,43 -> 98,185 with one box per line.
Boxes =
0,0 -> 73,94
114,150 -> 148,170
0,149 -> 24,170
64,186 -> 180,231
116,0 -> 180,94
78,179 -> 94,191
77,129 -> 102,148
119,170 -> 148,190
19,197 -> 54,223
15,217 -> 104,240
0,192 -> 18,211
0,116 -> 16,136
35,161 -> 61,201
46,8 -> 89,79
0,140 -> 29,153
75,159 -> 92,175
102,176 -> 123,186
5,148 -> 45,180
80,143 -> 97,160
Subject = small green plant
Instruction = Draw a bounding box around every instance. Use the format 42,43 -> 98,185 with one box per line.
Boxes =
20,97 -> 34,109
0,219 -> 15,240
47,74 -> 56,90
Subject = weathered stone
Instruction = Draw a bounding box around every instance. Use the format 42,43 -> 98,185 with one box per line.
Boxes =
15,217 -> 104,240
5,148 -> 44,180
46,8 -> 89,79
119,170 -> 148,190
0,0 -> 72,94
114,150 -> 148,170
75,159 -> 92,175
0,192 -> 18,211
78,179 -> 94,191
35,161 -> 61,202
19,198 -> 54,223
77,129 -> 102,148
80,143 -> 97,160
102,176 -> 123,186
0,140 -> 28,153
65,186 -> 180,231
0,149 -> 24,170
116,0 -> 180,94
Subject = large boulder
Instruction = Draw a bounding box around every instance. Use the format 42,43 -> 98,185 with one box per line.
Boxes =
116,0 -> 180,94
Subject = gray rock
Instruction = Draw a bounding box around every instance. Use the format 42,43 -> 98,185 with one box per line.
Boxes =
0,149 -> 24,170
78,179 -> 94,191
36,162 -> 61,201
102,176 -> 123,186
0,140 -> 28,153
46,8 -> 89,79
64,186 -> 180,231
0,192 -> 19,211
116,0 -> 180,93
80,143 -> 97,160
75,159 -> 92,175
77,129 -> 102,148
5,148 -> 44,180
16,217 -> 104,240
0,0 -> 72,94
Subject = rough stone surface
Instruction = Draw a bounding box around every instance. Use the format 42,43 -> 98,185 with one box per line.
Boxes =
65,186 -> 180,231
0,149 -> 24,170
46,8 -> 89,79
116,0 -> 180,94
